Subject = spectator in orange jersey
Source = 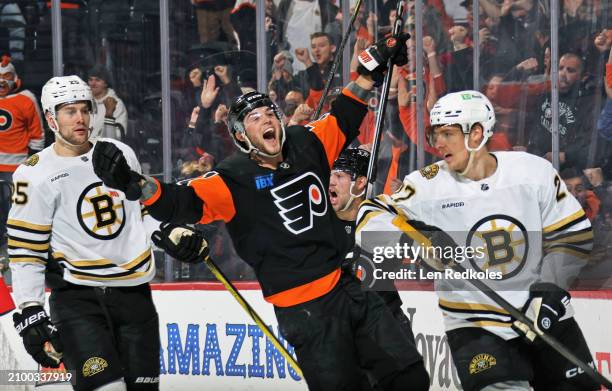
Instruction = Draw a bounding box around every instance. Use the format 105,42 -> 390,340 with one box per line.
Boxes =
561,167 -> 601,222
0,55 -> 44,245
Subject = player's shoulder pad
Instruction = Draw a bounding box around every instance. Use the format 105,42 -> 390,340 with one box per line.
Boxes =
406,161 -> 448,185
494,151 -> 555,182
212,151 -> 253,182
14,147 -> 53,183
95,137 -> 135,156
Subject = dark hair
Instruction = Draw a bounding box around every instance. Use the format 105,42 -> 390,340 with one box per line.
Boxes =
310,32 -> 334,44
560,166 -> 581,180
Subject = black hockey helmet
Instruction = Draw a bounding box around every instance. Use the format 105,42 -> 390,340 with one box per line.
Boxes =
227,91 -> 285,156
332,148 -> 371,180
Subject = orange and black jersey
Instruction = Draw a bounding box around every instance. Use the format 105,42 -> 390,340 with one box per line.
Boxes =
145,89 -> 368,306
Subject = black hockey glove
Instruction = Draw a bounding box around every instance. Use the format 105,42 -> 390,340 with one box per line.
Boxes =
513,282 -> 570,342
152,223 -> 209,264
92,141 -> 143,201
13,306 -> 63,368
401,219 -> 458,271
357,33 -> 410,84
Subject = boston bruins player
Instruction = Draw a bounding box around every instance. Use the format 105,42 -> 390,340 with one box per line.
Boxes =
356,90 -> 598,390
92,35 -> 431,390
9,76 -> 160,391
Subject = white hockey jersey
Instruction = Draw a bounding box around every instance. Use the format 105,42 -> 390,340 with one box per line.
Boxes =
8,139 -> 158,307
356,152 -> 593,340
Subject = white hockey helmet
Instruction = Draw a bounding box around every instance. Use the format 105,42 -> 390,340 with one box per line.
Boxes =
429,90 -> 495,152
41,75 -> 96,121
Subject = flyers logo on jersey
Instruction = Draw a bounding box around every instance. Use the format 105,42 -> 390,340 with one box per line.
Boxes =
0,108 -> 13,132
271,172 -> 327,235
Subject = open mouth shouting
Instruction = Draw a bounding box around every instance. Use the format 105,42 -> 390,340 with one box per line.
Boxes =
329,188 -> 339,206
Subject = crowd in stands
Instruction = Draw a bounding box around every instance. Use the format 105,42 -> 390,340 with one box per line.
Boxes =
0,0 -> 610,285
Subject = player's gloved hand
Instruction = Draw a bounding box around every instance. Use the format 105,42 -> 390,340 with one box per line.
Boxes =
394,217 -> 458,271
13,305 -> 63,368
92,141 -> 143,201
357,33 -> 410,84
152,223 -> 209,264
512,282 -> 570,342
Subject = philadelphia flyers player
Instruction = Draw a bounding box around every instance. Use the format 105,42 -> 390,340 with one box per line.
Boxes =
92,35 -> 430,390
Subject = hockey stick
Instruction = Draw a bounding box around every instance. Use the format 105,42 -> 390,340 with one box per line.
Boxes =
313,0 -> 364,119
392,218 -> 612,389
202,257 -> 303,378
365,0 -> 407,199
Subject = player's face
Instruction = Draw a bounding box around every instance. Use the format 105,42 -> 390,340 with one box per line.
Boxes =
0,71 -> 15,97
54,102 -> 91,146
329,170 -> 353,212
243,106 -> 282,156
431,125 -> 469,171
311,36 -> 334,65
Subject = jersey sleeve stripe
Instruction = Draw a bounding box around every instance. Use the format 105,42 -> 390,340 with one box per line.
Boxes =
542,210 -> 586,234
9,256 -> 47,265
544,247 -> 592,260
7,219 -> 52,233
342,87 -> 367,105
308,114 -> 347,169
543,227 -> 593,243
189,174 -> 237,224
356,210 -> 384,233
8,238 -> 49,252
544,243 -> 591,254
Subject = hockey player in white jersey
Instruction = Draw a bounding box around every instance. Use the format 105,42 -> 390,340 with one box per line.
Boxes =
356,90 -> 599,390
9,76 -> 162,391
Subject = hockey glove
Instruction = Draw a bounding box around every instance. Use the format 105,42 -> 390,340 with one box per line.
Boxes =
13,306 -> 63,368
392,216 -> 458,271
92,141 -> 143,201
512,282 -> 570,342
357,33 -> 410,84
152,223 -> 209,264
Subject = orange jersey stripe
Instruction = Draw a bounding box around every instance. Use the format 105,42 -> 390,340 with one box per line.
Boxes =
189,173 -> 237,224
264,268 -> 341,307
141,177 -> 162,206
308,114 -> 347,169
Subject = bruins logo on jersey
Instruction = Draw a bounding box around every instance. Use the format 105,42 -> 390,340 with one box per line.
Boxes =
24,154 -> 39,166
466,214 -> 529,279
77,182 -> 126,240
419,164 -> 439,180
